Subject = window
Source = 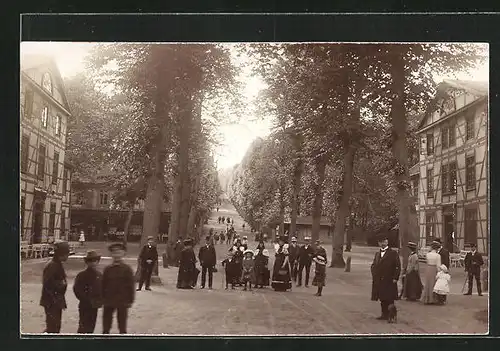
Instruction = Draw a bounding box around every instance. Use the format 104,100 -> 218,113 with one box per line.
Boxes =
60,210 -> 66,239
466,155 -> 476,191
100,191 -> 109,205
412,176 -> 419,198
441,125 -> 456,150
464,208 -> 478,246
441,164 -> 449,194
52,152 -> 59,185
41,106 -> 48,128
24,90 -> 34,119
426,133 -> 434,155
441,162 -> 457,195
426,168 -> 434,198
466,115 -> 475,140
55,115 -> 61,136
20,196 -> 26,238
448,124 -> 456,147
37,144 -> 46,180
48,203 -> 56,236
425,213 -> 436,245
42,72 -> 53,94
441,127 -> 449,149
21,134 -> 29,173
63,168 -> 68,193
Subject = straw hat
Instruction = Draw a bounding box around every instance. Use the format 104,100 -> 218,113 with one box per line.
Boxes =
313,256 -> 327,265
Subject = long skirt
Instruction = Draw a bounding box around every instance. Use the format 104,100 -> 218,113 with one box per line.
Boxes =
271,256 -> 292,291
422,264 -> 438,304
404,270 -> 423,301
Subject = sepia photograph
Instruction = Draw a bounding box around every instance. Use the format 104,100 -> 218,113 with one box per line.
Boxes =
19,41 -> 489,336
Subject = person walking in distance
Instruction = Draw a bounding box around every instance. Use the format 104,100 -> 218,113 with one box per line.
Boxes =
73,250 -> 103,333
297,237 -> 315,287
288,237 -> 300,282
137,236 -> 158,291
102,243 -> 135,334
198,236 -> 217,289
40,241 -> 70,333
464,243 -> 484,296
370,235 -> 401,321
79,230 -> 86,247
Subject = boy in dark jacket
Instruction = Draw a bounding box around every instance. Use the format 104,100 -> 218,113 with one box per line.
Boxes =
102,242 -> 135,334
73,250 -> 103,333
222,251 -> 237,289
137,236 -> 158,291
40,241 -> 70,333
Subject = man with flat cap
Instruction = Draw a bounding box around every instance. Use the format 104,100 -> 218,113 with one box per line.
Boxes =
137,236 -> 158,291
40,241 -> 70,333
464,243 -> 484,296
371,234 -> 401,320
198,236 -> 217,289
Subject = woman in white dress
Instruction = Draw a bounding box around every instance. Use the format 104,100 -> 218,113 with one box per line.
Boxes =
422,241 -> 442,304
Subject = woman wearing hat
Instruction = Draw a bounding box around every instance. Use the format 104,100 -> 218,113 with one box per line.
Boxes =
402,242 -> 423,301
253,241 -> 269,288
312,255 -> 327,296
422,240 -> 442,304
241,249 -> 256,291
177,238 -> 198,289
271,236 -> 292,291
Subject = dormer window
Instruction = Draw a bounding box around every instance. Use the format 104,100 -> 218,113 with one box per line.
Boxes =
41,72 -> 53,94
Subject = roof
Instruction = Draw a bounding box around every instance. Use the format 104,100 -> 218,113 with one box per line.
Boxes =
418,79 -> 488,130
285,216 -> 331,227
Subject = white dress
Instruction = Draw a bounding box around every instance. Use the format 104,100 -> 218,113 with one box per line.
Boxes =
422,251 -> 441,304
433,272 -> 451,295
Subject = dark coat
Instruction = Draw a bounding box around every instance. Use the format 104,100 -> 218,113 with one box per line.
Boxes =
198,244 -> 216,267
298,245 -> 315,264
465,251 -> 484,273
40,258 -> 67,309
288,244 -> 300,262
438,248 -> 450,269
102,261 -> 135,307
139,244 -> 159,266
371,248 -> 401,302
73,267 -> 103,309
177,247 -> 198,288
315,246 -> 328,263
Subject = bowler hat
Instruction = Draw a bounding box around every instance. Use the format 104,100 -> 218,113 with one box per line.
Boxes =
84,250 -> 101,262
205,236 -> 211,241
183,238 -> 193,246
377,234 -> 389,242
433,238 -> 442,244
108,242 -> 127,252
53,241 -> 70,255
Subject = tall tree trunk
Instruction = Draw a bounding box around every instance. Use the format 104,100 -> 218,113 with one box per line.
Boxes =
187,206 -> 198,238
390,47 -> 411,268
289,133 -> 303,238
168,172 -> 181,243
177,101 -> 192,240
330,142 -> 356,268
278,184 -> 286,236
311,154 -> 328,242
122,204 -> 134,245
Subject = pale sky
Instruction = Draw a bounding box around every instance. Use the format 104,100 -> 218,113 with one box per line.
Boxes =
20,42 -> 489,170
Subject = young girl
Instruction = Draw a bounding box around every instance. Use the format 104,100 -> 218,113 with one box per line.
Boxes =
312,255 -> 327,296
241,250 -> 255,291
433,264 -> 451,305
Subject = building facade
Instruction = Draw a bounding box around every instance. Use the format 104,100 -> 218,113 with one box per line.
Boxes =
416,80 -> 488,254
283,216 -> 332,243
20,55 -> 72,243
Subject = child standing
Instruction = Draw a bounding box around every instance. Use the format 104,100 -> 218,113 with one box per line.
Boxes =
222,251 -> 237,289
79,231 -> 86,247
102,243 -> 135,334
433,264 -> 451,305
73,250 -> 103,333
312,255 -> 327,296
40,241 -> 70,333
241,250 -> 255,291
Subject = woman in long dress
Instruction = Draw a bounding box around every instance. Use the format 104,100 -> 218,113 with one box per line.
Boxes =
421,241 -> 442,304
403,241 -> 423,301
177,238 -> 198,289
254,241 -> 269,288
271,236 -> 292,292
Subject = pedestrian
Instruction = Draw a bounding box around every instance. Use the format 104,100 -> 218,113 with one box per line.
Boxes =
222,251 -> 237,289
174,239 -> 184,267
217,207 -> 219,212
297,237 -> 314,287
102,242 -> 135,334
288,236 -> 300,282
199,236 -> 217,289
241,236 -> 249,250
218,216 -> 221,224
73,250 -> 103,333
433,264 -> 451,305
315,239 -> 327,262
137,236 -> 158,291
242,223 -> 245,230
401,241 -> 423,301
40,241 -> 70,333
422,241 -> 442,304
241,250 -> 256,291
79,230 -> 86,247
214,232 -> 220,245
271,236 -> 292,291
177,238 -> 198,289
464,243 -> 484,296
312,255 -> 327,296
220,231 -> 225,244
227,230 -> 232,245
370,235 -> 401,321
253,241 -> 270,288
228,217 -> 232,224
222,216 -> 226,224
434,238 -> 450,269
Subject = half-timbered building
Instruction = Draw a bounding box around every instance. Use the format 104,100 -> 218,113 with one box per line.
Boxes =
416,80 -> 488,254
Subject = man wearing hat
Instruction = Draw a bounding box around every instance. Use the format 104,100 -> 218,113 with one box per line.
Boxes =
401,241 -> 423,301
371,235 -> 401,320
288,237 -> 300,282
137,236 -> 159,291
74,250 -> 102,333
198,236 -> 217,289
102,242 -> 135,334
177,238 -> 199,289
297,237 -> 315,287
464,243 -> 484,296
434,238 -> 450,269
40,241 -> 70,333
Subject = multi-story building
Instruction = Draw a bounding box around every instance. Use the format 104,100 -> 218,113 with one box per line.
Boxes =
416,80 -> 488,254
20,55 -> 72,243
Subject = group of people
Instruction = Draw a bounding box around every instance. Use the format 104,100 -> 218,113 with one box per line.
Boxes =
217,216 -> 233,225
371,234 -> 485,322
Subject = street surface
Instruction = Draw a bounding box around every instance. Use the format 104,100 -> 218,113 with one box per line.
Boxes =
20,201 -> 488,335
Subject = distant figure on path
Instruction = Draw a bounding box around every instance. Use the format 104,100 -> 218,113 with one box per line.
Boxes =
79,231 -> 86,246
464,243 -> 484,296
198,236 -> 217,289
174,239 -> 184,267
227,217 -> 231,224
137,236 -> 158,291
222,216 -> 226,224
271,236 -> 292,291
177,238 -> 198,289
220,231 -> 225,244
217,207 -> 219,212
218,216 -> 221,224
401,241 -> 422,301
370,235 -> 401,320
421,241 -> 442,304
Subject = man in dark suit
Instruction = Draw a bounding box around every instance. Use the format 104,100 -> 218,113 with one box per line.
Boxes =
371,235 -> 401,320
464,243 -> 484,296
198,236 -> 217,289
297,237 -> 315,287
434,238 -> 450,269
137,236 -> 159,291
288,236 -> 300,282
